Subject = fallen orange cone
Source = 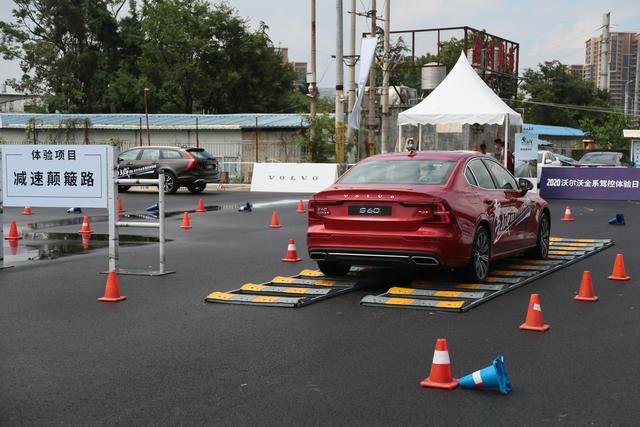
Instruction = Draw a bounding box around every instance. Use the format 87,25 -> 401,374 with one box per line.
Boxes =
575,271 -> 598,301
269,211 -> 282,228
608,253 -> 630,281
180,211 -> 192,229
282,239 -> 302,262
560,205 -> 575,221
78,216 -> 93,234
21,206 -> 32,215
519,293 -> 550,332
296,200 -> 305,213
98,271 -> 127,302
196,197 -> 206,213
420,338 -> 459,390
4,220 -> 22,240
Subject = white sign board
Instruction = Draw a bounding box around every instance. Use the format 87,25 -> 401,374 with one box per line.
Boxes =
1,145 -> 110,208
251,163 -> 338,193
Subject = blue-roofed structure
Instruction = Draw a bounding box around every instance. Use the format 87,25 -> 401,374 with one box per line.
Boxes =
522,123 -> 585,137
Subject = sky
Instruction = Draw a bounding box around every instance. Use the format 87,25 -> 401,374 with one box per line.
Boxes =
1,0 -> 639,92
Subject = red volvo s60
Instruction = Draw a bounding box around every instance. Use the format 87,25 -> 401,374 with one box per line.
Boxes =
307,151 -> 550,282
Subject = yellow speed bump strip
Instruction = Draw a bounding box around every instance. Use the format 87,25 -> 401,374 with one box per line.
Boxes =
550,246 -> 587,251
486,276 -> 521,284
489,270 -> 537,277
205,291 -> 302,306
271,276 -> 342,287
360,295 -> 465,310
455,283 -> 506,291
506,264 -> 552,271
298,269 -> 325,277
549,250 -> 579,255
520,259 -> 564,266
387,287 -> 486,300
240,284 -> 330,296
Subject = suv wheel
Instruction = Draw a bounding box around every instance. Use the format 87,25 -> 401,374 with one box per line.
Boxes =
464,226 -> 491,283
162,171 -> 179,194
188,182 -> 206,194
317,261 -> 351,277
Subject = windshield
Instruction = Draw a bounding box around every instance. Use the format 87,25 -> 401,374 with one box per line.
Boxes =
338,159 -> 456,185
187,148 -> 215,160
579,152 -> 619,164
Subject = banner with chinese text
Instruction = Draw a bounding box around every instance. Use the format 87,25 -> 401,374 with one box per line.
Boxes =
1,145 -> 110,208
540,167 -> 640,200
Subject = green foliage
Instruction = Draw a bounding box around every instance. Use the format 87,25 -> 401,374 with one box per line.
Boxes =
1,0 -> 299,114
292,113 -> 336,163
520,60 -> 611,127
579,115 -> 638,149
390,38 -> 464,89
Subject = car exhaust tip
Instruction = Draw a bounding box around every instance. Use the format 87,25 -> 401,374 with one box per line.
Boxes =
310,252 -> 327,261
411,256 -> 439,266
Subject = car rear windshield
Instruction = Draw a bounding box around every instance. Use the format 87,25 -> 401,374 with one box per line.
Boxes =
579,152 -> 619,163
186,148 -> 215,160
338,159 -> 456,185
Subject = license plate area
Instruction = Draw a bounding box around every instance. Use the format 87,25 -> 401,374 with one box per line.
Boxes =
348,205 -> 392,216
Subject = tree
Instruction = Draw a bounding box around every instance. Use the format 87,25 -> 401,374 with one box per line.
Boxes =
0,0 -> 126,112
292,113 -> 336,163
520,60 -> 611,127
579,114 -> 638,149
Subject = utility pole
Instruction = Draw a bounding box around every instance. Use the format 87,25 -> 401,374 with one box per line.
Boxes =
380,0 -> 391,153
346,0 -> 357,158
143,87 -> 151,146
335,0 -> 345,163
366,0 -> 377,157
309,0 -> 318,125
599,12 -> 610,91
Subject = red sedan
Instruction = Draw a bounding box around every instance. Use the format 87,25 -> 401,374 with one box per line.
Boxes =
307,151 -> 550,282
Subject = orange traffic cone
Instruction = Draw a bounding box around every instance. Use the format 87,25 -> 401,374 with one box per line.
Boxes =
608,253 -> 630,281
519,293 -> 550,332
269,211 -> 282,228
575,271 -> 598,301
560,205 -> 575,221
98,271 -> 127,302
21,206 -> 32,215
118,198 -> 124,213
196,197 -> 206,213
282,239 -> 302,262
296,200 -> 305,213
180,212 -> 192,229
4,220 -> 22,240
78,216 -> 93,234
420,338 -> 459,390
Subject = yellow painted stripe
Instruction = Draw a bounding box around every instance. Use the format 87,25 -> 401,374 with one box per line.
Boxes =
549,250 -> 572,255
388,287 -> 415,295
240,284 -> 265,292
434,291 -> 463,298
506,265 -> 534,270
456,284 -> 482,289
252,296 -> 281,303
520,259 -> 546,265
206,291 -> 234,300
272,276 -> 296,284
486,277 -> 505,283
552,246 -> 584,251
576,239 -> 595,243
560,243 -> 590,247
386,297 -> 416,305
282,287 -> 312,294
299,269 -> 324,277
490,270 -> 514,276
549,237 -> 562,241
411,279 -> 433,287
436,301 -> 465,309
312,280 -> 337,287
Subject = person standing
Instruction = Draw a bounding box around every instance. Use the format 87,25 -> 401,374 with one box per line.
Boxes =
495,138 -> 514,174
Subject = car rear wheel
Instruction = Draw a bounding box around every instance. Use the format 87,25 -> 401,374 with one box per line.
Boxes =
162,171 -> 179,194
118,185 -> 131,193
464,226 -> 491,283
317,261 -> 351,277
188,182 -> 206,194
530,212 -> 550,259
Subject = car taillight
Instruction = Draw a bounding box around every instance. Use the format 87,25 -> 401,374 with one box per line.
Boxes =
430,201 -> 452,224
184,151 -> 197,169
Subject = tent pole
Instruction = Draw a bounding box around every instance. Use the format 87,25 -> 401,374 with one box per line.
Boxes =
503,114 -> 509,168
418,125 -> 422,150
398,125 -> 403,151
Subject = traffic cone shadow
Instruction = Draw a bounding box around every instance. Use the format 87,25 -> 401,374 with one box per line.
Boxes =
9,239 -> 19,255
575,271 -> 598,301
98,271 -> 127,302
608,253 -> 630,281
460,355 -> 511,395
118,198 -> 125,213
420,338 -> 459,390
519,293 -> 550,332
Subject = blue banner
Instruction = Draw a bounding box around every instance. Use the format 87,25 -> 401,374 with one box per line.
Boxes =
540,167 -> 640,200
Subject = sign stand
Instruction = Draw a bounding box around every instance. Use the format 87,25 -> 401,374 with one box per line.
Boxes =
0,147 -> 13,270
106,152 -> 174,276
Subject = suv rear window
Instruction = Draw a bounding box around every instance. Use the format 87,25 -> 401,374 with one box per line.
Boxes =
339,159 -> 455,185
186,149 -> 215,160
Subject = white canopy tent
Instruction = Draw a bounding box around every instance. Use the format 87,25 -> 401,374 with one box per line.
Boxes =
397,52 -> 522,165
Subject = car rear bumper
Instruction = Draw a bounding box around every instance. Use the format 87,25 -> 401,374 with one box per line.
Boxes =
178,173 -> 220,184
308,248 -> 442,266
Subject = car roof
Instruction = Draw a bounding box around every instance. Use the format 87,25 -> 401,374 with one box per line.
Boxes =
124,146 -> 196,150
363,150 -> 480,162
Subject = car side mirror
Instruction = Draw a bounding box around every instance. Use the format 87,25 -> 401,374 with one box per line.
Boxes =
544,158 -> 553,164
518,178 -> 533,195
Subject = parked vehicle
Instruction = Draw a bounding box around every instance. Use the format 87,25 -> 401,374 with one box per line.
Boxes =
577,151 -> 632,167
536,150 -> 562,181
307,151 -> 550,282
118,146 -> 220,194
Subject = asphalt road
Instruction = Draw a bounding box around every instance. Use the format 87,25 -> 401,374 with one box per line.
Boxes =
1,190 -> 639,426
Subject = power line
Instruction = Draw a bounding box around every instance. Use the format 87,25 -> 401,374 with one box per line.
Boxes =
518,99 -> 621,114
521,26 -> 601,61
